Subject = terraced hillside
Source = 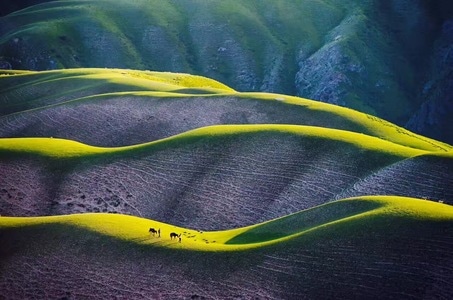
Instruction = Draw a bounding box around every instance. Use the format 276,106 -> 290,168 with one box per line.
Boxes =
1,0 -> 452,143
1,68 -> 452,298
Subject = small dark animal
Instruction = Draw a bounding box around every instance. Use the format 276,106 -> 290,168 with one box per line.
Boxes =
170,232 -> 181,240
149,228 -> 158,236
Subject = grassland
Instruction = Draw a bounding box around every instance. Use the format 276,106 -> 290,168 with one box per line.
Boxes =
0,124 -> 432,159
1,196 -> 452,298
1,121 -> 452,231
1,68 -> 451,152
1,69 -> 451,230
1,196 -> 451,251
1,1 -> 452,298
0,108 -> 451,298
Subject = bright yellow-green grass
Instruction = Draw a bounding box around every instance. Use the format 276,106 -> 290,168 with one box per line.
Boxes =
3,68 -> 450,152
237,92 -> 452,153
71,92 -> 451,152
1,196 -> 451,252
0,124 -> 433,159
0,68 -> 236,94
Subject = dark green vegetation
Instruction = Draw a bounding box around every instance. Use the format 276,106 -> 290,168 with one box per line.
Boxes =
0,0 -> 452,143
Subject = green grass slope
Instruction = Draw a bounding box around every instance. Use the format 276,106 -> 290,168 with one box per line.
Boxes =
1,196 -> 451,251
1,125 -> 452,229
1,69 -> 450,152
0,2 -> 452,298
0,124 -> 430,159
0,68 -> 233,115
1,196 -> 452,298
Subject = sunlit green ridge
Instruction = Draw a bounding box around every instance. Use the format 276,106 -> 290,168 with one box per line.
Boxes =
1,1 -> 452,298
1,196 -> 452,251
0,68 -> 235,93
0,124 -> 432,159
1,68 -> 451,152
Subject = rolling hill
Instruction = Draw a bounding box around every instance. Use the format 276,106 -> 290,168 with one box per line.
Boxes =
0,1 -> 452,295
1,122 -> 452,230
1,68 -> 450,152
1,196 -> 452,299
0,66 -> 452,298
0,0 -> 452,143
1,70 -> 451,228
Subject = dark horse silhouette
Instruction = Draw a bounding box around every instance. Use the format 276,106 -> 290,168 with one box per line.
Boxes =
149,228 -> 158,236
170,232 -> 181,242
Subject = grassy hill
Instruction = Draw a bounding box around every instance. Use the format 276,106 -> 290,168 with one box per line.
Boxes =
1,2 -> 452,298
1,124 -> 452,230
0,68 -> 451,298
1,0 -> 452,143
1,196 -> 451,251
1,69 -> 451,232
1,196 -> 452,298
1,68 -> 450,152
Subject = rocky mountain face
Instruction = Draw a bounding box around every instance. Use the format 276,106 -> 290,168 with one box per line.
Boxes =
0,0 -> 452,143
406,14 -> 453,144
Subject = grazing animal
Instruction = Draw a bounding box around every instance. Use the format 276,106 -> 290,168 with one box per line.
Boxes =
149,228 -> 158,236
170,232 -> 181,240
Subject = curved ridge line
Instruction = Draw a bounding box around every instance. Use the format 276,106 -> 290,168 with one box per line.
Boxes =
1,196 -> 450,252
1,87 -> 448,152
0,124 -> 428,158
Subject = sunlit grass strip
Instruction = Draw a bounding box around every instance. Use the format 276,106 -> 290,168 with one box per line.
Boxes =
1,196 -> 451,252
1,68 -> 236,92
0,124 -> 429,159
237,92 -> 452,152
1,69 -> 449,152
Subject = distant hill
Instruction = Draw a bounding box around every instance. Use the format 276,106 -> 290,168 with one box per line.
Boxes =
0,0 -> 452,143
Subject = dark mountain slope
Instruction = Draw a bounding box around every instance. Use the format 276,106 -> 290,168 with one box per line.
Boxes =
0,0 -> 50,17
